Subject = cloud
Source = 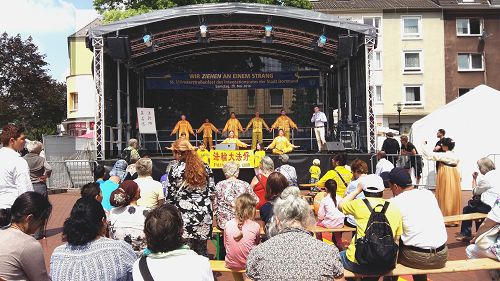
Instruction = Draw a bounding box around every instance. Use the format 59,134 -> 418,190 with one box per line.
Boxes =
0,0 -> 98,34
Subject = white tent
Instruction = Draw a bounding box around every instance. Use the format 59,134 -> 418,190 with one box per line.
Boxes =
411,85 -> 500,189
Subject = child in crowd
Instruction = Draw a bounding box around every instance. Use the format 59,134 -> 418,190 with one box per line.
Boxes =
196,142 -> 210,165
224,193 -> 260,277
309,159 -> 321,192
317,179 -> 345,248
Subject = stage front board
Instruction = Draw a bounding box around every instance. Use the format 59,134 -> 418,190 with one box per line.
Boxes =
137,107 -> 157,134
209,150 -> 266,169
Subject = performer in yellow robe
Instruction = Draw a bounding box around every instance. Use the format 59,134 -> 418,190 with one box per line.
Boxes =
222,112 -> 243,139
245,111 -> 270,150
196,143 -> 210,165
170,115 -> 195,140
221,131 -> 249,149
265,129 -> 299,154
197,118 -> 219,149
271,109 -> 298,140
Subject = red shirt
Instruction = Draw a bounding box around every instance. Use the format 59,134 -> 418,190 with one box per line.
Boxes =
253,174 -> 268,210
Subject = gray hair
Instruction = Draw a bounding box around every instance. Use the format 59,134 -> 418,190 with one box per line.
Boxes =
222,161 -> 240,178
266,186 -> 315,237
27,141 -> 43,154
128,138 -> 138,148
477,157 -> 496,174
279,154 -> 289,164
135,157 -> 153,177
260,156 -> 274,173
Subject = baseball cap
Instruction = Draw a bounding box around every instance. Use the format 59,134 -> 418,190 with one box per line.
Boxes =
109,159 -> 128,181
380,172 -> 391,189
360,174 -> 385,193
388,167 -> 412,188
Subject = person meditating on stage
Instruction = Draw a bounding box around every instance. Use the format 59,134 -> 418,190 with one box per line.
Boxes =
222,112 -> 243,139
222,131 -> 249,149
271,109 -> 297,140
245,111 -> 271,150
265,129 -> 299,155
171,114 -> 194,140
197,118 -> 219,149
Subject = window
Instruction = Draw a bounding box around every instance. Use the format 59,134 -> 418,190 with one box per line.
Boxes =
363,17 -> 381,34
403,51 -> 422,73
70,92 -> 78,111
374,51 -> 382,69
456,18 -> 482,35
247,90 -> 255,108
269,89 -> 283,107
402,16 -> 422,39
458,88 -> 471,96
458,53 -> 483,71
404,85 -> 423,106
374,85 -> 383,103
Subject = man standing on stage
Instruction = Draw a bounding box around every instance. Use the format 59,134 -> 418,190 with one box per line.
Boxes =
245,111 -> 270,150
271,109 -> 297,140
170,114 -> 195,140
311,106 -> 327,152
197,118 -> 219,149
222,112 -> 243,139
434,129 -> 446,152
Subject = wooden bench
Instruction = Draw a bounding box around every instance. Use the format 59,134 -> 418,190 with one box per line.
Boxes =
443,212 -> 487,223
211,258 -> 500,278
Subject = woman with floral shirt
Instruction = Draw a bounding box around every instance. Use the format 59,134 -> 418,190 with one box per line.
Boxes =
214,161 -> 258,230
166,139 -> 215,257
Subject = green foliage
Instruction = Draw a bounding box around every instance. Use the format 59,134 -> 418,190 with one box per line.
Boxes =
0,33 -> 67,140
95,0 -> 312,22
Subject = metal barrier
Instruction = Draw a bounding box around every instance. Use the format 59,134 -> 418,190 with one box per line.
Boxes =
47,160 -> 97,189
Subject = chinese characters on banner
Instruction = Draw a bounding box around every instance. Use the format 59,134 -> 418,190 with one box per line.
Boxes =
209,150 -> 265,169
137,108 -> 157,134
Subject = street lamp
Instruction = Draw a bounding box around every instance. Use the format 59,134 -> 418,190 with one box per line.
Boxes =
394,102 -> 403,134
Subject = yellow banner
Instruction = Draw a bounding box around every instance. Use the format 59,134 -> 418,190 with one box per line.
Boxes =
209,150 -> 264,169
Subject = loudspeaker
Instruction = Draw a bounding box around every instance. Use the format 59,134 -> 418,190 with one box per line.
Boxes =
106,36 -> 131,60
338,35 -> 358,57
326,141 -> 345,151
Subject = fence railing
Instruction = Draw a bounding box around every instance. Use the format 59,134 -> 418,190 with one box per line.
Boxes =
47,160 -> 97,189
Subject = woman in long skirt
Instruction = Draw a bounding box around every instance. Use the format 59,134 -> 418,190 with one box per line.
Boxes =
422,137 -> 461,226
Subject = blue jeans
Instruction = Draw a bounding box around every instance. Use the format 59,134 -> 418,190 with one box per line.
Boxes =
340,250 -> 393,281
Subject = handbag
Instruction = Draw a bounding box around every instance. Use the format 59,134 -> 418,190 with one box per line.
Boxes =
476,224 -> 500,250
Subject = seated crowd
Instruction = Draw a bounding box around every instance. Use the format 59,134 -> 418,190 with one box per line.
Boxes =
0,125 -> 499,281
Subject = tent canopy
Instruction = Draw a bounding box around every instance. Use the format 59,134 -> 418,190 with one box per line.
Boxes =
411,85 -> 500,189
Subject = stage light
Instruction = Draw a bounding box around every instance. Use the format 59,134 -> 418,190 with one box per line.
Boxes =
317,35 -> 327,48
200,25 -> 208,38
143,34 -> 152,47
264,25 -> 273,37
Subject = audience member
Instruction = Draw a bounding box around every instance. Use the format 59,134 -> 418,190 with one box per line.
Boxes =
124,155 -> 140,181
214,161 -> 258,230
109,180 -> 148,256
466,198 -> 500,261
23,140 -> 52,239
317,152 -> 353,197
122,138 -> 140,163
166,139 -> 215,257
135,158 -> 164,209
100,160 -> 126,212
250,156 -> 274,210
339,174 -> 403,279
381,132 -> 400,164
0,192 -> 52,281
260,172 -> 289,224
275,154 -> 297,187
457,157 -> 500,241
132,204 -> 214,281
50,198 -> 136,281
375,151 -> 394,176
94,164 -> 106,184
224,194 -> 260,272
247,187 -> 345,280
309,158 -> 321,192
81,182 -> 103,202
318,179 -> 345,229
400,135 -> 423,184
387,168 -> 448,281
0,124 -> 33,226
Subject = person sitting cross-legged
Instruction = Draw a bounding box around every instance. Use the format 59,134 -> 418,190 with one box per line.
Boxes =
386,167 -> 448,281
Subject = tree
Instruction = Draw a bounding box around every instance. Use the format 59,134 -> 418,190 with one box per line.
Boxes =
0,33 -> 67,140
94,0 -> 312,23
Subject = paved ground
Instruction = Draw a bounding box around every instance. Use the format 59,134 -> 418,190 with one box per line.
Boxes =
40,189 -> 491,281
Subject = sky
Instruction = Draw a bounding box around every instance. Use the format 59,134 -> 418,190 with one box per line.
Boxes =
0,0 -> 99,81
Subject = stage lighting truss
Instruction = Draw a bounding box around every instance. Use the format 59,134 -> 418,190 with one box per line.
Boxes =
317,34 -> 327,48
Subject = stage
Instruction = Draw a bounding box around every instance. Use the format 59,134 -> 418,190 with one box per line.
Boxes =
98,152 -> 373,184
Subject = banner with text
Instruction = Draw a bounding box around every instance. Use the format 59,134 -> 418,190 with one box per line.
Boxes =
145,71 -> 320,90
210,150 -> 267,169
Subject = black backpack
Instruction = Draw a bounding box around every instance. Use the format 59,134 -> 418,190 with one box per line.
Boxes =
354,199 -> 398,270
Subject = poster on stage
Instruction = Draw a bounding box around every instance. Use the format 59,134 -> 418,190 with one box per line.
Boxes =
137,108 -> 157,134
209,150 -> 262,169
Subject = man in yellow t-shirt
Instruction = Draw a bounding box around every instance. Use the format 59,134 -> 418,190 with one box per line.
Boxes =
271,109 -> 297,140
339,174 -> 403,276
222,112 -> 243,139
197,118 -> 219,150
245,111 -> 271,150
316,152 -> 352,197
196,143 -> 210,165
170,114 -> 195,140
